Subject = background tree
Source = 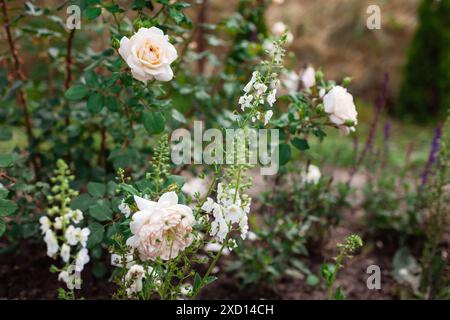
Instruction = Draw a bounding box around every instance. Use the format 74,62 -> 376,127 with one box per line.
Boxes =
396,0 -> 450,123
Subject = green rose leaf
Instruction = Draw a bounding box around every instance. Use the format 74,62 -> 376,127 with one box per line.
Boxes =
291,138 -> 310,151
279,143 -> 291,166
85,7 -> 102,20
65,84 -> 89,100
143,111 -> 165,135
87,92 -> 105,113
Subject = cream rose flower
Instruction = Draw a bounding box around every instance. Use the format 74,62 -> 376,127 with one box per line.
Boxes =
300,65 -> 316,89
119,27 -> 178,83
126,192 -> 195,261
323,86 -> 358,134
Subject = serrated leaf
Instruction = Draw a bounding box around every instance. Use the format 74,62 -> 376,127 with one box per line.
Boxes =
65,84 -> 89,100
87,92 -> 104,113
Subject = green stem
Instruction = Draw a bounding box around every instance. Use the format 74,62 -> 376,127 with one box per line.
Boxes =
327,253 -> 344,300
191,233 -> 229,300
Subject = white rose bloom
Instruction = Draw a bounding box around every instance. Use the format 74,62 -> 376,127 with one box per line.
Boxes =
60,244 -> 71,263
44,229 -> 59,257
125,264 -> 146,296
323,86 -> 358,130
300,66 -> 316,89
126,192 -> 196,261
301,164 -> 322,184
39,216 -> 51,234
119,27 -> 178,83
75,248 -> 90,272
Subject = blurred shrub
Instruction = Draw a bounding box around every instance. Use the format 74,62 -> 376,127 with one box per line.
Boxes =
396,0 -> 450,123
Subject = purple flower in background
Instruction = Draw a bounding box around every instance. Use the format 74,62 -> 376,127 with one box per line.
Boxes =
420,124 -> 443,186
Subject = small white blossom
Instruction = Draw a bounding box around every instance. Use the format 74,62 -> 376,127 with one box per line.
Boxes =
118,200 -> 131,218
301,164 -> 322,184
254,82 -> 268,96
75,248 -> 90,272
243,71 -> 259,93
44,229 -> 59,257
79,228 -> 90,247
267,89 -> 277,107
125,265 -> 146,296
264,110 -> 273,126
60,244 -> 71,263
70,209 -> 84,224
179,283 -> 193,296
53,216 -> 63,230
238,94 -> 254,111
39,216 -> 51,234
111,253 -> 135,268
